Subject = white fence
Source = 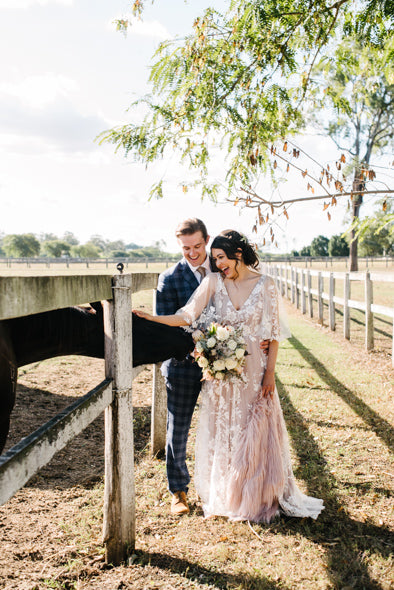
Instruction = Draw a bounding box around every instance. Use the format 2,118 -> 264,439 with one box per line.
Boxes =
0,272 -> 166,565
263,264 -> 394,366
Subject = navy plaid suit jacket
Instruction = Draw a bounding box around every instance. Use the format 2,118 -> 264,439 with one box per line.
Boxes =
156,258 -> 200,378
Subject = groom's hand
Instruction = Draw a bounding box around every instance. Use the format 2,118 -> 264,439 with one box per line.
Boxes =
259,339 -> 270,355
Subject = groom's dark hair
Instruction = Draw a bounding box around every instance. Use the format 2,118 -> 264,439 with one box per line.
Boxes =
175,218 -> 208,241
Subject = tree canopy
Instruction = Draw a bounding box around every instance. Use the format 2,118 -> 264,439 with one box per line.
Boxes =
312,30 -> 394,268
102,0 -> 393,253
310,234 -> 329,256
2,234 -> 41,258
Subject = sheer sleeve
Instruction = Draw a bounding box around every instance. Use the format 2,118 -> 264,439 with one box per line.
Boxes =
260,276 -> 291,342
175,273 -> 217,325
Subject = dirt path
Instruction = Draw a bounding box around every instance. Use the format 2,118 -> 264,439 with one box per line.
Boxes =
0,304 -> 392,590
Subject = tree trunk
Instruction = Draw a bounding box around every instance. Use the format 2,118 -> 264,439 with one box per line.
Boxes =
349,169 -> 364,272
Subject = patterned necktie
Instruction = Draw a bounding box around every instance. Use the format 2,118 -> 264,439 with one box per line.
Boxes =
197,266 -> 206,281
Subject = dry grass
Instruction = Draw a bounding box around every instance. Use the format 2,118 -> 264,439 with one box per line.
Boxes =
288,258 -> 394,274
0,303 -> 393,590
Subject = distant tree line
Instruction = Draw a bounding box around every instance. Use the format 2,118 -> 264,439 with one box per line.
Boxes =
291,225 -> 393,258
0,232 -> 180,260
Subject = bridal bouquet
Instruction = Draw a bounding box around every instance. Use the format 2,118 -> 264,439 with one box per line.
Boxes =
192,322 -> 248,381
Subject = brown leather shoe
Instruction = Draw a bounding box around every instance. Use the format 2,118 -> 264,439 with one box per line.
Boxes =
171,491 -> 189,515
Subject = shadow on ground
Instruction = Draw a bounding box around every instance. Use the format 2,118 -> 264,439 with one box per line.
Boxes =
130,550 -> 291,590
274,338 -> 393,590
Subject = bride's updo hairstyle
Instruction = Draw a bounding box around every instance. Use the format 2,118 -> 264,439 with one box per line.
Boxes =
210,230 -> 259,277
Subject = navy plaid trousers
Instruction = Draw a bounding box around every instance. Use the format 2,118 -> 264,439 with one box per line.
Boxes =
156,259 -> 204,493
165,359 -> 202,492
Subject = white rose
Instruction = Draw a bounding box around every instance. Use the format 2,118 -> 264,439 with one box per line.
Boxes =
207,337 -> 216,348
213,359 -> 226,371
215,372 -> 225,380
197,357 -> 209,368
235,347 -> 246,359
192,329 -> 203,341
227,339 -> 237,350
225,358 -> 238,371
216,326 -> 229,341
195,342 -> 204,353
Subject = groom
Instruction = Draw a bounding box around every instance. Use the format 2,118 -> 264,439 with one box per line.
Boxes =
156,218 -> 210,515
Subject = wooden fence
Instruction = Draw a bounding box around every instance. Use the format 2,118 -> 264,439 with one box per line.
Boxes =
263,263 -> 394,366
0,272 -> 166,565
0,257 -> 176,269
1,255 -> 393,270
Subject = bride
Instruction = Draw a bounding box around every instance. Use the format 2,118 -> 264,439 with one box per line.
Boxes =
134,230 -> 324,522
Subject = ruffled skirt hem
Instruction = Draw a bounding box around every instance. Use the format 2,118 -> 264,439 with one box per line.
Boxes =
196,391 -> 324,524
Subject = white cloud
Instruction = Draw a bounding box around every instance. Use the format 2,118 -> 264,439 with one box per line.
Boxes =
0,96 -> 108,153
0,73 -> 108,153
0,0 -> 72,8
0,74 -> 78,109
108,16 -> 172,41
130,19 -> 172,40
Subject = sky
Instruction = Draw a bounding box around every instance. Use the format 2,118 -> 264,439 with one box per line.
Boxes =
0,0 -> 382,254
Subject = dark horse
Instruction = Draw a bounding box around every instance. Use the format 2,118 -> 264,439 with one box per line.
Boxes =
0,302 -> 194,453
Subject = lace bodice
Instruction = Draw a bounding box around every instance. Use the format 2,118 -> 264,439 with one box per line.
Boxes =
177,272 -> 291,344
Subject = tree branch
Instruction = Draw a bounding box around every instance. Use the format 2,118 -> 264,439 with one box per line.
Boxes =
233,187 -> 394,208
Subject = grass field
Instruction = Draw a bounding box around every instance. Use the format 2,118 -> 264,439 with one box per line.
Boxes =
0,304 -> 392,589
287,258 -> 394,273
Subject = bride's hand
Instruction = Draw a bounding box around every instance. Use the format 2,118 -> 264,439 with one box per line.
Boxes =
132,309 -> 154,321
261,369 -> 275,398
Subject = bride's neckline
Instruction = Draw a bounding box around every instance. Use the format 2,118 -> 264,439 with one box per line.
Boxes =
219,273 -> 263,311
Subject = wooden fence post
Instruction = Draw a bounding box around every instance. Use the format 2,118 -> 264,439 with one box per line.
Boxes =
285,266 -> 289,299
344,273 -> 350,340
103,274 -> 135,565
279,266 -> 284,296
151,289 -> 167,456
295,269 -> 300,309
392,316 -> 394,368
291,268 -> 295,304
365,271 -> 374,350
307,270 -> 313,318
329,272 -> 335,331
301,270 -> 306,314
318,272 -> 323,325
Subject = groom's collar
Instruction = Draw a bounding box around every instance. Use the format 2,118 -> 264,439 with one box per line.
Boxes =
183,255 -> 211,275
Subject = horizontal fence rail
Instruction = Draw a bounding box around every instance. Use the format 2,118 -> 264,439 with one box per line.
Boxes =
0,255 -> 393,269
0,257 -> 178,269
0,272 -> 166,565
0,379 -> 113,504
263,263 -> 394,366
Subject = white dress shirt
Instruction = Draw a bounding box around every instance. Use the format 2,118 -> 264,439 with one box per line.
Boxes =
185,256 -> 211,284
